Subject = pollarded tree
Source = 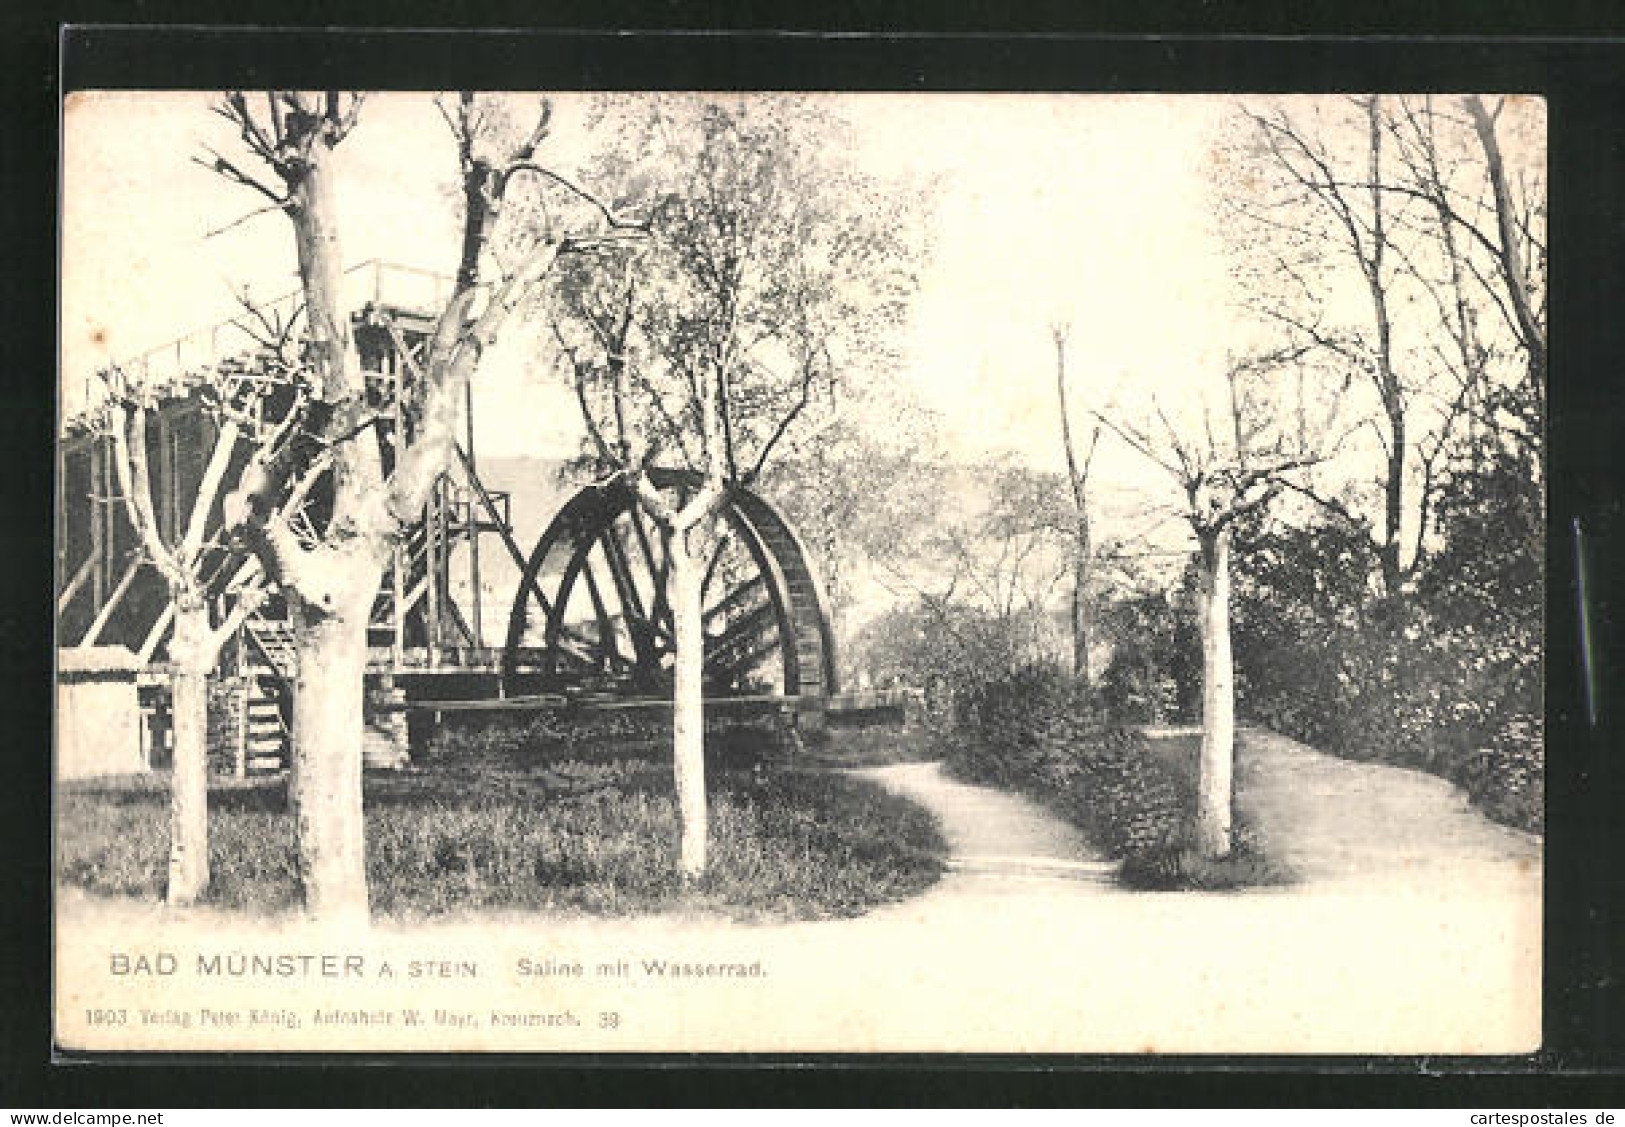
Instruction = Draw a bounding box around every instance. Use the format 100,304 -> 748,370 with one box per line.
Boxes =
549,95 -> 919,876
209,91 -> 639,920
90,285 -> 343,907
96,379 -> 268,906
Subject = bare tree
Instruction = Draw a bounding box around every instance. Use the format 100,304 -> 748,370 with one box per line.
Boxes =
552,96 -> 917,875
1052,325 -> 1101,684
1223,95 -> 1545,598
207,91 -> 636,919
1458,95 -> 1546,472
97,378 -> 269,905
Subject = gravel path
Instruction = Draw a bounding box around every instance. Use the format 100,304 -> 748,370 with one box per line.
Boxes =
852,761 -> 1117,886
1191,727 -> 1537,891
857,729 -> 1539,894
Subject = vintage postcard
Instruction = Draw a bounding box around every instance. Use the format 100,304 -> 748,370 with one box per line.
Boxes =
55,89 -> 1543,1054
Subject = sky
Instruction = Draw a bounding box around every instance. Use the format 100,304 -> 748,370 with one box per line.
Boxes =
61,91 -> 1240,516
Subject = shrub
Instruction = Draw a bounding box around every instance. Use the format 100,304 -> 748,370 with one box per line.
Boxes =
1117,821 -> 1287,891
1233,607 -> 1543,835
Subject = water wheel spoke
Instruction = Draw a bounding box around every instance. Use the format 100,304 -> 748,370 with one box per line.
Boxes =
597,525 -> 665,670
577,552 -> 628,672
707,635 -> 782,689
627,505 -> 675,639
505,470 -> 834,702
704,573 -> 768,626
699,535 -> 729,600
704,600 -> 778,670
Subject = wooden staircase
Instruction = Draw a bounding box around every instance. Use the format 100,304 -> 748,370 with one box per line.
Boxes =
244,677 -> 290,774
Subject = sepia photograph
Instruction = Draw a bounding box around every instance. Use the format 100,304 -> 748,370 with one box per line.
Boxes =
54,88 -> 1544,1055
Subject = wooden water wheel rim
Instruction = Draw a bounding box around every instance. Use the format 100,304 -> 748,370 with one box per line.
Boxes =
501,468 -> 838,701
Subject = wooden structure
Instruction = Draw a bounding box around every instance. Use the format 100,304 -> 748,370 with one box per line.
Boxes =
55,261 -> 839,774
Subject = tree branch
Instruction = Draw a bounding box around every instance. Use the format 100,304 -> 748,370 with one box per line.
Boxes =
106,398 -> 183,588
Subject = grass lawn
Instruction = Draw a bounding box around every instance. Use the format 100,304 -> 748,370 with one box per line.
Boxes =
57,756 -> 948,922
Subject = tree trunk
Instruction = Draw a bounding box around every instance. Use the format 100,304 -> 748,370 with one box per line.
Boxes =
666,523 -> 709,878
1464,96 -> 1546,383
1053,328 -> 1095,686
1195,528 -> 1235,859
290,602 -> 371,923
1071,536 -> 1091,686
1382,408 -> 1406,598
166,602 -> 213,907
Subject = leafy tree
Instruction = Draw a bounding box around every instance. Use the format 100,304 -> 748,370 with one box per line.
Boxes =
1218,96 -> 1545,831
1227,506 -> 1381,743
762,389 -> 945,657
1097,586 -> 1201,725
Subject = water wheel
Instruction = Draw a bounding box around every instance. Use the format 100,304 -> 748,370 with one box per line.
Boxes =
502,468 -> 838,703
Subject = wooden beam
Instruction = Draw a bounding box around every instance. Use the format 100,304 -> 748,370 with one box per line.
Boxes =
700,536 -> 728,599
56,555 -> 96,615
705,574 -> 768,625
450,439 -> 566,642
451,440 -> 531,574
442,593 -> 478,650
156,409 -> 176,546
580,693 -> 794,712
463,383 -> 483,649
425,485 -> 441,664
402,574 -> 430,617
89,439 -> 105,611
391,349 -> 406,666
389,322 -> 537,643
626,504 -> 673,636
705,601 -> 778,671
382,692 -> 569,712
137,603 -> 176,665
598,523 -> 661,668
382,691 -> 796,713
391,542 -> 405,666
